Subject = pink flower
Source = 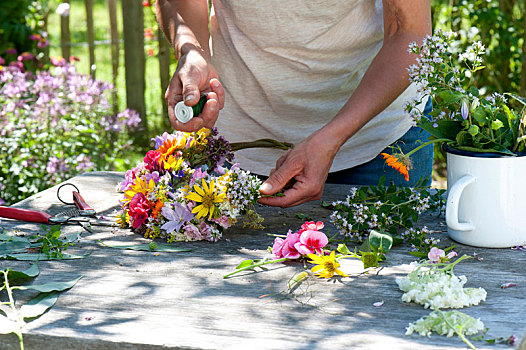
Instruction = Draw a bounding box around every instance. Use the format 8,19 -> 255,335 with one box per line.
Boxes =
128,193 -> 150,229
428,247 -> 445,263
29,34 -> 42,41
298,221 -> 324,236
38,39 -> 50,49
18,52 -> 35,62
0,57 -> 4,65
143,150 -> 161,171
50,56 -> 66,66
446,251 -> 458,259
294,230 -> 328,256
5,48 -> 17,55
272,231 -> 301,259
183,224 -> 204,240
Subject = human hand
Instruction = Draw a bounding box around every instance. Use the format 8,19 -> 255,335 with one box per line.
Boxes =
166,46 -> 225,131
257,131 -> 340,208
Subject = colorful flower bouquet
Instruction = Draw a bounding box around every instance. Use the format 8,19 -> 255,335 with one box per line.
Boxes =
385,30 -> 526,180
118,128 -> 265,242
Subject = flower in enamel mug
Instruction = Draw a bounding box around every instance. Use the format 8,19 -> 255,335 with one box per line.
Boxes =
461,99 -> 469,120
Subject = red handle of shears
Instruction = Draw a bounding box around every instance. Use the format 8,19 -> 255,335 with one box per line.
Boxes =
0,206 -> 51,224
73,191 -> 95,212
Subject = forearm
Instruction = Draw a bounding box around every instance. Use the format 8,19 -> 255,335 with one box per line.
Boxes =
322,33 -> 427,150
321,0 -> 431,153
156,0 -> 210,60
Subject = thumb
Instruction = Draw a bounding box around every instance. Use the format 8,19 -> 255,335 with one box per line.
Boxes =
182,78 -> 201,106
260,163 -> 296,195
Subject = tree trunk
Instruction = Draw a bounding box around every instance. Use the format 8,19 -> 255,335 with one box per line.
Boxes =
158,27 -> 172,131
60,0 -> 70,61
499,0 -> 515,91
85,0 -> 96,78
108,0 -> 120,115
121,0 -> 148,148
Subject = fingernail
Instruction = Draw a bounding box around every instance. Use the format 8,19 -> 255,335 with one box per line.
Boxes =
211,80 -> 220,88
185,94 -> 195,102
260,182 -> 272,193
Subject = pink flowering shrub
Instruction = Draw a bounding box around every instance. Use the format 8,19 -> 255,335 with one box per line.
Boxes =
0,64 -> 140,205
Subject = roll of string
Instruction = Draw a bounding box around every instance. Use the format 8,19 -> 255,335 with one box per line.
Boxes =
174,94 -> 208,123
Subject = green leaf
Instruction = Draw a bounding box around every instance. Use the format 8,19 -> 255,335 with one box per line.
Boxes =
409,251 -> 428,258
505,93 -> 526,107
337,244 -> 351,255
17,276 -> 82,293
98,241 -> 193,253
491,120 -> 504,130
236,259 -> 255,270
437,90 -> 463,104
360,252 -> 378,269
4,252 -> 91,261
0,241 -> 33,255
295,213 -> 311,221
320,200 -> 333,209
5,264 -> 39,281
472,107 -> 487,123
467,125 -> 479,136
368,230 -> 393,254
419,119 -> 462,141
21,291 -> 60,319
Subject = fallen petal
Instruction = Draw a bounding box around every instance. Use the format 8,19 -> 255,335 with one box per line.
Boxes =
500,282 -> 517,289
373,300 -> 384,307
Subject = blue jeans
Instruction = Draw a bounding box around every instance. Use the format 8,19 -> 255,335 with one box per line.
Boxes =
326,99 -> 434,187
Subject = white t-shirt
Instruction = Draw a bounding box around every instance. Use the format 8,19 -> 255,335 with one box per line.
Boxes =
210,0 -> 417,175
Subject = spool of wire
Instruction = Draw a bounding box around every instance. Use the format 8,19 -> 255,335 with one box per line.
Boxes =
174,94 -> 208,123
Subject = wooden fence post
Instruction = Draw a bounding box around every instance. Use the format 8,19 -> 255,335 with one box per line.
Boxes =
158,27 -> 172,131
108,0 -> 120,115
121,0 -> 148,148
59,0 -> 70,61
85,0 -> 96,78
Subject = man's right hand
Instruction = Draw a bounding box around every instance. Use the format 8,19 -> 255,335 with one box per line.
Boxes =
166,46 -> 225,132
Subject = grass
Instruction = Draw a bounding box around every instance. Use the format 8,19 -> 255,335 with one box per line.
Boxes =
45,0 -> 175,141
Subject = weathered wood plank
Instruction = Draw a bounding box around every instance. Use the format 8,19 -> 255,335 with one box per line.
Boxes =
0,172 -> 524,349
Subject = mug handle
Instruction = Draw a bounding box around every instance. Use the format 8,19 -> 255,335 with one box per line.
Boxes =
446,174 -> 476,231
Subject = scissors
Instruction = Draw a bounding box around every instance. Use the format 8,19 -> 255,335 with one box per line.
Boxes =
0,184 -> 115,232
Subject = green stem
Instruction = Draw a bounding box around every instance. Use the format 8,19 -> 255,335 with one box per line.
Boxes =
223,257 -> 288,278
230,139 -> 294,152
405,138 -> 451,158
438,309 -> 477,350
2,270 -> 24,350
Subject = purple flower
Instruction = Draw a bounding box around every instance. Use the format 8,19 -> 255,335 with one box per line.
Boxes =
37,39 -> 50,49
160,203 -> 193,233
46,156 -> 60,174
118,109 -> 141,128
5,48 -> 17,55
75,154 -> 94,171
433,122 -> 438,128
461,100 -> 469,120
0,57 -> 4,65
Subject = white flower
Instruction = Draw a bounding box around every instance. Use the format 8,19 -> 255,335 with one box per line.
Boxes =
406,310 -> 484,338
56,2 -> 70,17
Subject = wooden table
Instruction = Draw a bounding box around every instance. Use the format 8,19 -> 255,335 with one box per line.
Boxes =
0,171 -> 524,350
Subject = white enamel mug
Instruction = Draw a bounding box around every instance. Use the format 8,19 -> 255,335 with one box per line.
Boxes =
444,145 -> 526,248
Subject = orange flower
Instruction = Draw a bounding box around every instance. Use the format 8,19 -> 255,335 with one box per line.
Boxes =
151,200 -> 164,219
381,153 -> 409,182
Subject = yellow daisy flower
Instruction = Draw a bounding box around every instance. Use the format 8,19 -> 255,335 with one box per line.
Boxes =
123,176 -> 155,204
163,154 -> 183,171
308,251 -> 349,279
186,178 -> 226,220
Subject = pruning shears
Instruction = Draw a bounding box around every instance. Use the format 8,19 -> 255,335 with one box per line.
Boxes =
0,183 -> 115,233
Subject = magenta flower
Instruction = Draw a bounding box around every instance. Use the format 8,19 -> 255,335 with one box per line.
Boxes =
272,231 -> 301,259
38,39 -> 50,49
298,221 -> 324,236
128,193 -> 150,229
0,57 -> 5,65
5,48 -> 17,55
143,150 -> 161,171
294,230 -> 328,256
